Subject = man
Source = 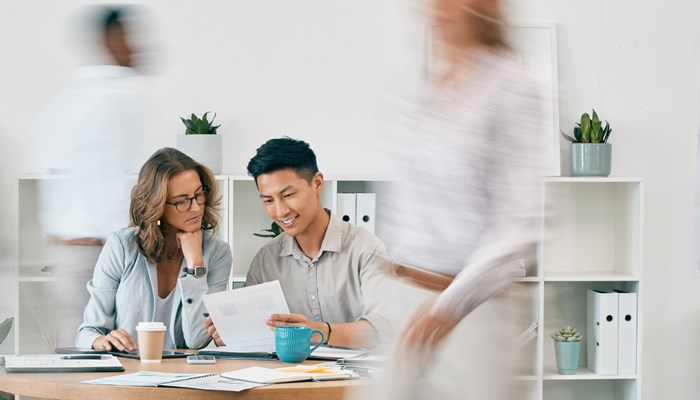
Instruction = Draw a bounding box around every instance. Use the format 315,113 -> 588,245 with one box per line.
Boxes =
32,5 -> 159,350
207,137 -> 391,349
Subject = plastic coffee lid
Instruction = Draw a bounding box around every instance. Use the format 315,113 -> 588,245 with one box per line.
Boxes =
136,322 -> 166,331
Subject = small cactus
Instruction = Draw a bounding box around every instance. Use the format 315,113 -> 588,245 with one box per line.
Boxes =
550,326 -> 583,342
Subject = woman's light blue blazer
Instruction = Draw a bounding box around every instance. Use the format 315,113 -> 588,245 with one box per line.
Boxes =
76,227 -> 232,349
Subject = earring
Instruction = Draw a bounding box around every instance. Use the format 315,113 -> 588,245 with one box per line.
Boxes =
157,220 -> 161,226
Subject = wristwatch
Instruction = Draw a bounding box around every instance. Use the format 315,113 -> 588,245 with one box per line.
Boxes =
183,265 -> 207,278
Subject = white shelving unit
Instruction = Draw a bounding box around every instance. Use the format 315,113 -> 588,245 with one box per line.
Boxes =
15,175 -> 643,400
525,177 -> 643,400
14,174 -> 383,354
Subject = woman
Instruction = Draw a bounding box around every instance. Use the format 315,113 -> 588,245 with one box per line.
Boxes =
374,0 -> 544,399
76,148 -> 232,351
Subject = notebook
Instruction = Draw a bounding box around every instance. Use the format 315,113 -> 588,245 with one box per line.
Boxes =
221,365 -> 357,384
197,344 -> 276,360
84,371 -> 265,392
4,354 -> 124,373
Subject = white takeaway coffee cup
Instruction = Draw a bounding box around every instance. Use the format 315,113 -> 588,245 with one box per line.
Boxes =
136,322 -> 166,362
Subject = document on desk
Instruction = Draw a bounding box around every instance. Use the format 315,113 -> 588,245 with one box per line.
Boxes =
84,371 -> 265,392
201,280 -> 290,357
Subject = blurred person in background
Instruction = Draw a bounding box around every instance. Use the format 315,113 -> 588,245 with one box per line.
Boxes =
31,5 -> 162,349
77,148 -> 231,351
371,0 -> 545,398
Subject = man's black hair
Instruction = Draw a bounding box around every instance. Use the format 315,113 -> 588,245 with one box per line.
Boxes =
101,7 -> 124,34
247,137 -> 319,183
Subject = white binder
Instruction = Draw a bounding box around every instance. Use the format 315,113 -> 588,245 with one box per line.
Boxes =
615,290 -> 638,375
355,193 -> 376,233
337,193 -> 356,225
587,290 -> 619,375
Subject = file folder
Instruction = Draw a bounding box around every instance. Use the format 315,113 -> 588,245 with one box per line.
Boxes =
356,193 -> 376,233
587,290 -> 618,375
615,290 -> 638,375
337,193 -> 356,225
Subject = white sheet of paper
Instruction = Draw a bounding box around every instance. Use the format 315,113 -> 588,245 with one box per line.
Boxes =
202,280 -> 290,351
83,371 -> 208,387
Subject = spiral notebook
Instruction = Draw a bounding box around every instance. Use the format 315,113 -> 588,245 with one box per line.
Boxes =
83,371 -> 265,392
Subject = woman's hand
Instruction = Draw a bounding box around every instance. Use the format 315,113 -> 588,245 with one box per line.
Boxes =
204,316 -> 226,346
92,329 -> 138,352
176,230 -> 204,268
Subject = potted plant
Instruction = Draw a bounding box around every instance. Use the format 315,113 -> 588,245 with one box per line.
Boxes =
551,325 -> 583,375
561,109 -> 612,177
177,112 -> 223,174
253,222 -> 283,238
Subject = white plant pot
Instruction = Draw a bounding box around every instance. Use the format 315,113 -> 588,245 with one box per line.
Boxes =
177,134 -> 222,174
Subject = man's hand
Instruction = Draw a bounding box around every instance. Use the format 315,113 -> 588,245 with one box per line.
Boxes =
92,329 -> 138,352
268,313 -> 326,343
204,316 -> 225,346
267,313 -> 313,328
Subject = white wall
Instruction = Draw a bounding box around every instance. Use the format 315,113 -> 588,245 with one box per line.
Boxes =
2,0 -> 700,397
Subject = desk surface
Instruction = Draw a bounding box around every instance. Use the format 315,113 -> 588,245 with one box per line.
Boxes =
0,356 -> 370,400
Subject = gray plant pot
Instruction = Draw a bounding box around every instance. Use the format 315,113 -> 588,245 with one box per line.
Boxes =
570,143 -> 611,177
177,134 -> 222,174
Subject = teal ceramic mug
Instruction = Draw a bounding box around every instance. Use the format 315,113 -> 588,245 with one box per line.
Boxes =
275,326 -> 325,364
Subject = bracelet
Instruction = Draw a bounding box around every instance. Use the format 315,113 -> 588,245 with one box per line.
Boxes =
323,321 -> 332,345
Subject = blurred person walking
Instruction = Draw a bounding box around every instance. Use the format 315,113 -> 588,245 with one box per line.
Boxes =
31,5 -> 162,350
371,0 -> 545,399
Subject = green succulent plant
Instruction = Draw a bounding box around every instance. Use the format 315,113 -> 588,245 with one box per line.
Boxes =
180,112 -> 220,135
561,109 -> 612,144
253,221 -> 284,238
550,326 -> 583,342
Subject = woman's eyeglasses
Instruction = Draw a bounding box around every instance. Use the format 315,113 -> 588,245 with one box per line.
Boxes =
166,192 -> 206,212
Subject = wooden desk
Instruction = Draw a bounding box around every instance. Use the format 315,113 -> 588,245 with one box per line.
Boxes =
0,357 -> 370,400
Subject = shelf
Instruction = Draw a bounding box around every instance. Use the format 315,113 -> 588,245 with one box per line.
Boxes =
515,276 -> 539,282
543,271 -> 640,282
514,374 -> 539,381
543,177 -> 642,183
19,276 -> 57,283
543,367 -> 637,380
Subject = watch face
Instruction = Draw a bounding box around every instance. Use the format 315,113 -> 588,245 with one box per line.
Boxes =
193,266 -> 207,278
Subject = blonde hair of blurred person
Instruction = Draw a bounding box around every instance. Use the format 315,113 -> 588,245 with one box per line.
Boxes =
431,0 -> 507,77
77,148 -> 232,352
365,1 -> 544,400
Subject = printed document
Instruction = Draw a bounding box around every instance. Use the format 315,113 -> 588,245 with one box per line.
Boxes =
202,280 -> 290,352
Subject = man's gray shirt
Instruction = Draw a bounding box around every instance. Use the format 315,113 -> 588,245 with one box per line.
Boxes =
245,212 -> 392,337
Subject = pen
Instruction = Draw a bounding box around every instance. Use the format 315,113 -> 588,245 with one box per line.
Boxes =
60,355 -> 105,360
